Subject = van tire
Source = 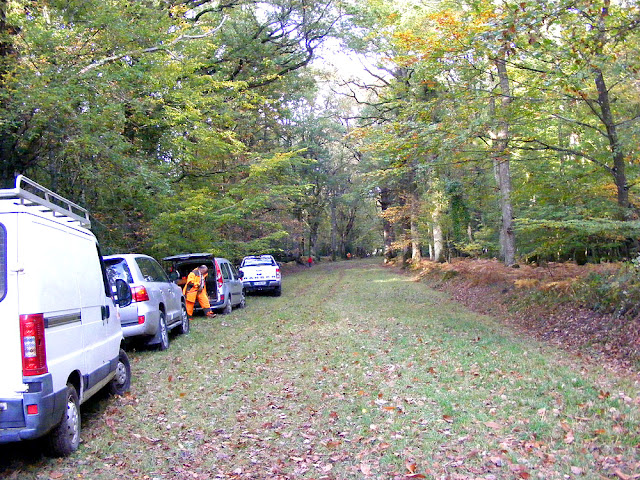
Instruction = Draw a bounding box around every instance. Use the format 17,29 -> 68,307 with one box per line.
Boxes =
176,303 -> 190,335
273,286 -> 282,297
157,312 -> 169,350
109,349 -> 131,396
46,384 -> 80,457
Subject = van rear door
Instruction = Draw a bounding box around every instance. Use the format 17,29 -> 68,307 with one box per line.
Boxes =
0,214 -> 25,399
17,215 -> 85,397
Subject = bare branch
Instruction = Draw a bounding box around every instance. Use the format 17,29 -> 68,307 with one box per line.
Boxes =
516,138 -> 613,174
551,113 -> 608,137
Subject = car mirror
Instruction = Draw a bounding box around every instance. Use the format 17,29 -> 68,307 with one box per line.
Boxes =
167,270 -> 179,282
238,270 -> 244,279
114,279 -> 132,308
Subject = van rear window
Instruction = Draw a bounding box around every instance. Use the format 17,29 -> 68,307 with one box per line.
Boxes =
0,223 -> 6,302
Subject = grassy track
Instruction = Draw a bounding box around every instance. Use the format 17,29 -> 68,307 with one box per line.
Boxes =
1,258 -> 638,479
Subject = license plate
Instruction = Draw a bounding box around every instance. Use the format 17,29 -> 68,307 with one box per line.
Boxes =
255,282 -> 266,286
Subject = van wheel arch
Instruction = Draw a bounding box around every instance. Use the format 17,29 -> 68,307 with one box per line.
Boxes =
67,371 -> 82,403
45,383 -> 80,457
109,349 -> 131,396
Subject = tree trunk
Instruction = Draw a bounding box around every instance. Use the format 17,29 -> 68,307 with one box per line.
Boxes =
592,0 -> 630,215
0,0 -> 19,186
378,187 -> 396,262
492,55 -> 517,266
432,209 -> 445,263
410,214 -> 421,262
593,66 -> 629,214
309,218 -> 319,260
330,198 -> 337,261
409,165 -> 422,263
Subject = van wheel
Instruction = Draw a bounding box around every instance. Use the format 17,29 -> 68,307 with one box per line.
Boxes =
238,291 -> 246,309
157,312 -> 170,350
109,349 -> 131,396
46,384 -> 80,457
273,286 -> 282,297
177,303 -> 190,335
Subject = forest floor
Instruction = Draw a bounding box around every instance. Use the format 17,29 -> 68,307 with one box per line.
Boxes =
393,257 -> 640,377
2,258 -> 639,480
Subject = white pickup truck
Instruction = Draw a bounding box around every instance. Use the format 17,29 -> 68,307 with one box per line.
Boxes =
239,255 -> 281,296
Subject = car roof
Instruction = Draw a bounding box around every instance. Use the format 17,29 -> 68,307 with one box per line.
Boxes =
104,253 -> 153,260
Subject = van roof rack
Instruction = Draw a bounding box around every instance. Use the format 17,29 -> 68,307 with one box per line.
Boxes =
0,175 -> 91,228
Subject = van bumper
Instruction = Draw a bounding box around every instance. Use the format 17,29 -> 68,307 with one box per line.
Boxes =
0,374 -> 65,443
243,280 -> 280,292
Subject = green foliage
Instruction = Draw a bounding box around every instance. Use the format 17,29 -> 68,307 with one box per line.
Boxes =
569,259 -> 640,318
516,218 -> 640,261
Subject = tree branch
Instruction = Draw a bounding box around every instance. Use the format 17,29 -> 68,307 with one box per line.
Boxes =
78,15 -> 227,75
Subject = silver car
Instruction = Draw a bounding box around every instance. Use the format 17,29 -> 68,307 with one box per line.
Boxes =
104,254 -> 189,350
162,253 -> 246,314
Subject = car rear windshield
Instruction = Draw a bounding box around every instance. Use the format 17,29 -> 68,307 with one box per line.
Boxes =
243,257 -> 275,266
105,258 -> 134,284
0,223 -> 6,302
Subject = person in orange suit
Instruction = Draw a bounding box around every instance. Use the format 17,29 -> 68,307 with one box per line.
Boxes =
183,265 -> 216,318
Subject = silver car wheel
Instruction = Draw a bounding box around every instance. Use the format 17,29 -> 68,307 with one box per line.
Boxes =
158,313 -> 169,350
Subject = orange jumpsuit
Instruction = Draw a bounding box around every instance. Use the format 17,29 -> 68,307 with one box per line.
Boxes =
183,269 -> 211,316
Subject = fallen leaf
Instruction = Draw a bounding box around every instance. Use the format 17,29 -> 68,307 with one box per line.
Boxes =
485,421 -> 501,430
599,390 -> 611,399
443,415 -> 454,423
360,463 -> 372,476
564,431 -> 574,444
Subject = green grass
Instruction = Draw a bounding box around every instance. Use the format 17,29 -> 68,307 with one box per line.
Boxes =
1,257 -> 638,479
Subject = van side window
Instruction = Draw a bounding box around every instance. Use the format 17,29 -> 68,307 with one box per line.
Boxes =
0,223 -> 6,302
231,264 -> 240,280
97,245 -> 113,297
221,262 -> 232,280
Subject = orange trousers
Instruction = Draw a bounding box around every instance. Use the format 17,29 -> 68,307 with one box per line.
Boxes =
185,289 -> 211,316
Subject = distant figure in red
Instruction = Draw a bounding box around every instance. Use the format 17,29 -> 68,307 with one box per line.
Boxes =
346,252 -> 352,260
307,256 -> 313,267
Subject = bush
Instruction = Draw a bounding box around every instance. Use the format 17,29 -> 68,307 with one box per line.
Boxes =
577,259 -> 640,317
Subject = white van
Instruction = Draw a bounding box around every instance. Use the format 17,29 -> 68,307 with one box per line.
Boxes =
0,175 -> 132,456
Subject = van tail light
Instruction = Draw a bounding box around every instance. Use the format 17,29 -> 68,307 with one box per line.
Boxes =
20,314 -> 48,376
215,262 -> 223,290
276,266 -> 281,280
131,285 -> 149,302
